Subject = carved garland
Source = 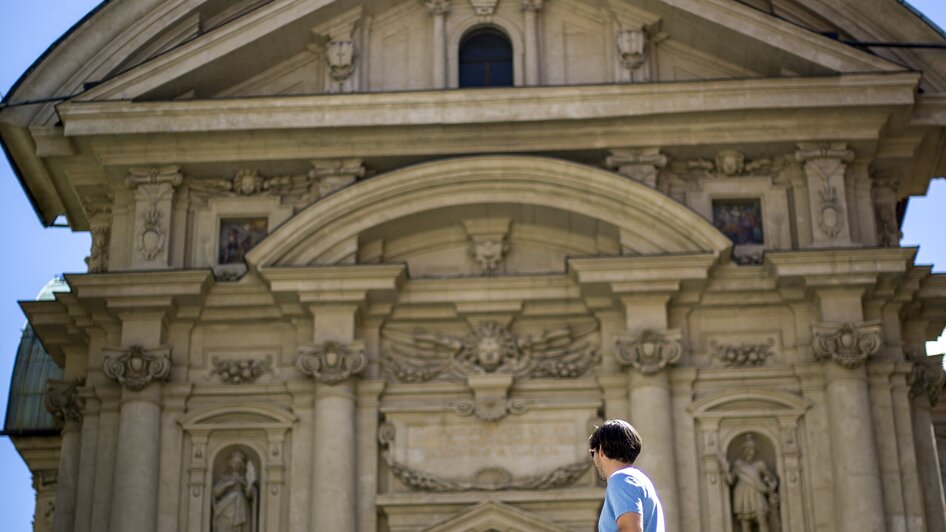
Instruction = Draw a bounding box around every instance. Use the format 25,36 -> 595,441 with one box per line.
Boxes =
811,322 -> 882,369
711,339 -> 775,367
210,356 -> 274,384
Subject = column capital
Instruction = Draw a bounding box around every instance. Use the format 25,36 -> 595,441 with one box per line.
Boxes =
424,0 -> 451,15
614,329 -> 683,375
605,147 -> 667,188
44,378 -> 85,428
794,142 -> 854,163
102,345 -> 171,391
521,0 -> 544,12
125,165 -> 183,189
297,340 -> 366,384
908,351 -> 945,406
811,321 -> 882,369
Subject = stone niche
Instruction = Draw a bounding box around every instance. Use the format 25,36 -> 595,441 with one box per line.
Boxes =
688,390 -> 811,532
178,403 -> 296,532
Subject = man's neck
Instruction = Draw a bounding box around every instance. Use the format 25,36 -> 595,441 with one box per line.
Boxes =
603,459 -> 633,479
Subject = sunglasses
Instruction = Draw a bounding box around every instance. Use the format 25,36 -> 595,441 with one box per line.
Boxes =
589,449 -> 597,457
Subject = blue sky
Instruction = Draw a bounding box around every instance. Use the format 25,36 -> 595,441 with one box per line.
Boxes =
1,0 -> 945,529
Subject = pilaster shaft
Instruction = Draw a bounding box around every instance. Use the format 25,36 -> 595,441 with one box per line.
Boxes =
425,0 -> 450,88
521,0 -> 543,85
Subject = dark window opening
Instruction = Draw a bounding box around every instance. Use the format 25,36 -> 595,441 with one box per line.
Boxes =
459,28 -> 513,88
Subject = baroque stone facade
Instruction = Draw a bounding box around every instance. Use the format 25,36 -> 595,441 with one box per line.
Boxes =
3,1 -> 946,531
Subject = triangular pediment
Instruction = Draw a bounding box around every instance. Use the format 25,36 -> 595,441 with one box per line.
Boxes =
70,0 -> 906,103
422,500 -> 574,532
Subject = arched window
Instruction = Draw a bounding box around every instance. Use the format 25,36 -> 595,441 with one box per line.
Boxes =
459,28 -> 513,88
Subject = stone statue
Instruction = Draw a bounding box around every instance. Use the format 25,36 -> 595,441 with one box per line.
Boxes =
212,450 -> 257,532
718,434 -> 779,532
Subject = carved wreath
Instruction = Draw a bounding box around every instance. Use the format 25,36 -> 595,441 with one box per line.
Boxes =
381,321 -> 599,382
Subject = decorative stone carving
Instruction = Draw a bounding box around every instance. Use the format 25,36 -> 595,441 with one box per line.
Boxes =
469,0 -> 498,17
683,150 -> 775,179
605,148 -> 667,188
44,378 -> 84,427
614,329 -> 684,375
450,373 -> 530,421
811,321 -> 882,369
520,0 -> 543,11
212,449 -> 258,532
102,345 -> 172,391
382,320 -> 599,382
795,142 -> 854,243
378,422 -> 396,445
461,218 -> 511,275
872,171 -> 901,247
908,351 -> 946,406
616,29 -> 648,72
209,356 -> 273,384
382,452 -> 590,492
297,340 -> 366,384
711,338 -> 775,367
85,221 -> 111,273
326,39 -> 356,81
718,434 -> 780,532
424,0 -> 451,15
126,166 -> 182,267
310,158 -> 365,197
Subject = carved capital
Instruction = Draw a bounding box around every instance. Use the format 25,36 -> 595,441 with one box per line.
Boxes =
125,166 -> 183,189
605,147 -> 667,188
908,352 -> 946,406
794,142 -> 854,164
469,0 -> 497,17
424,0 -> 451,15
44,379 -> 85,427
616,29 -> 648,71
297,340 -> 366,384
326,40 -> 356,81
614,329 -> 683,375
103,346 -> 171,391
811,322 -> 882,368
521,0 -> 544,12
310,158 -> 365,197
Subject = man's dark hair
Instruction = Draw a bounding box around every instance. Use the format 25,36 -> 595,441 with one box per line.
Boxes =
588,419 -> 643,464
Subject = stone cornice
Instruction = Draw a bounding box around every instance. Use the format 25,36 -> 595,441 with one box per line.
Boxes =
259,264 -> 406,303
765,248 -> 917,282
64,270 -> 213,303
567,253 -> 720,290
58,73 -> 919,137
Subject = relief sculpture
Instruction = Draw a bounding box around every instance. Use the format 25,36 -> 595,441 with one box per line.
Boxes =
212,449 -> 258,532
718,434 -> 780,532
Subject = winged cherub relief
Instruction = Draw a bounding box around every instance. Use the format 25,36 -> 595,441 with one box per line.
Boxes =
382,320 -> 600,382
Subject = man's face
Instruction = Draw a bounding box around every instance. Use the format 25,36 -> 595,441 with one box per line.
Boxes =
591,446 -> 606,480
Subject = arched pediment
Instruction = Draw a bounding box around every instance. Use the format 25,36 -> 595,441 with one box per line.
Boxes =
688,388 -> 812,420
178,402 -> 297,432
423,500 -> 573,532
246,155 -> 732,268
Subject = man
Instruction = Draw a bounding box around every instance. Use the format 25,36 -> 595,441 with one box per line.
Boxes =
589,419 -> 665,532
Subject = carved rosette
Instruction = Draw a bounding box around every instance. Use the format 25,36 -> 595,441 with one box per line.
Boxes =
44,379 -> 85,427
811,322 -> 882,369
614,329 -> 684,375
297,340 -> 366,384
908,351 -> 946,406
103,346 -> 172,391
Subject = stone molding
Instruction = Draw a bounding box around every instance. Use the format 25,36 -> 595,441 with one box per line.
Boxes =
44,378 -> 85,427
614,329 -> 684,375
811,321 -> 882,369
297,340 -> 367,384
381,451 -> 590,492
102,345 -> 172,391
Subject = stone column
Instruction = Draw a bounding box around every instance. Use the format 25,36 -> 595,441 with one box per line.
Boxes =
126,166 -> 182,270
297,305 -> 366,532
613,294 -> 681,532
356,380 -> 386,532
425,0 -> 450,88
605,147 -> 668,189
102,346 -> 171,532
521,0 -> 543,85
795,143 -> 854,247
908,350 -> 946,531
811,288 -> 886,532
44,379 -> 84,532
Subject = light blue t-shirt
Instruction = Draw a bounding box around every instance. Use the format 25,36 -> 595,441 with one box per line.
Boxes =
598,466 -> 665,532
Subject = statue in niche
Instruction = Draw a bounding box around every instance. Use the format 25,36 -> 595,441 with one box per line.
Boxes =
718,434 -> 780,532
212,449 -> 258,532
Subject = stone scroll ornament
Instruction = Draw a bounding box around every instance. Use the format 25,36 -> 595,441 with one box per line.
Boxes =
296,340 -> 366,384
381,320 -> 600,382
44,378 -> 85,427
614,329 -> 684,375
811,321 -> 883,369
377,422 -> 591,492
102,346 -> 172,391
